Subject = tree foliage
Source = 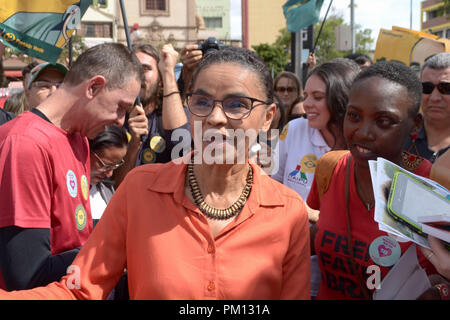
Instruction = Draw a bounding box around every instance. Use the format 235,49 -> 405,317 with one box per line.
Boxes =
252,13 -> 374,73
313,14 -> 374,64
58,34 -> 88,65
252,43 -> 289,77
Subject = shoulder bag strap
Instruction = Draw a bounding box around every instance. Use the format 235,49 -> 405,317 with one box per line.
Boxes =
345,155 -> 371,300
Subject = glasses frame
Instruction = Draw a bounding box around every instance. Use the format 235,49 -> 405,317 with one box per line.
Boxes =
92,151 -> 125,172
185,93 -> 270,120
31,80 -> 62,90
422,81 -> 450,95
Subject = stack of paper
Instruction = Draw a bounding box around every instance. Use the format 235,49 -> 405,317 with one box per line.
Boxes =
368,157 -> 450,249
417,215 -> 450,243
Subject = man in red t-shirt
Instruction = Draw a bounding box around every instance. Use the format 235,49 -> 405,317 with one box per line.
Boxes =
0,43 -> 143,291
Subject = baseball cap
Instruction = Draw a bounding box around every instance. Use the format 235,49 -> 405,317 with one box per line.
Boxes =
28,62 -> 68,89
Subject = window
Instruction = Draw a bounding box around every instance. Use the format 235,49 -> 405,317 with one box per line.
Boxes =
146,0 -> 166,11
93,0 -> 107,7
446,29 -> 450,39
434,30 -> 444,38
204,17 -> 223,29
428,10 -> 438,20
80,22 -> 112,38
141,0 -> 169,15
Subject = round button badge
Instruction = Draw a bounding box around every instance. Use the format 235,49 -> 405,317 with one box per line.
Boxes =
75,204 -> 87,231
369,236 -> 401,267
150,136 -> 166,153
142,148 -> 156,163
80,175 -> 89,201
66,170 -> 78,198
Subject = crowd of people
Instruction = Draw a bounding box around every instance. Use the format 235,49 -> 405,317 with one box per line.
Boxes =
0,37 -> 448,300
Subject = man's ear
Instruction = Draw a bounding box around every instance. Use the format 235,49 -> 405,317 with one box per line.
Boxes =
86,76 -> 106,98
260,103 -> 277,132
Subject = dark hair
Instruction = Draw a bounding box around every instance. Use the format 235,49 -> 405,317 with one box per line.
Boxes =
273,92 -> 287,130
22,61 -> 39,78
4,91 -> 26,115
306,60 -> 360,148
345,53 -> 373,66
190,47 -> 274,104
64,43 -> 144,90
132,43 -> 161,79
89,125 -> 128,153
274,71 -> 303,97
133,43 -> 160,63
353,61 -> 422,117
288,95 -> 304,117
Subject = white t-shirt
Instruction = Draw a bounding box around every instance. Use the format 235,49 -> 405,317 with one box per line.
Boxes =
89,185 -> 108,220
272,118 -> 331,200
271,118 -> 331,298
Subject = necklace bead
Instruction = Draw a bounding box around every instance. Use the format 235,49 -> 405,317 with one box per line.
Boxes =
187,161 -> 253,220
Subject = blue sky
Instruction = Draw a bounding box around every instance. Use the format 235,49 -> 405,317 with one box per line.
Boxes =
230,0 -> 423,45
326,0 -> 422,46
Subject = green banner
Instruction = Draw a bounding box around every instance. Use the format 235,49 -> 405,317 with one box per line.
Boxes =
283,0 -> 324,33
0,0 -> 91,64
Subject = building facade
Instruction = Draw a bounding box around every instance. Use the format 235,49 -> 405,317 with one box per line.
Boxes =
242,0 -> 286,49
196,0 -> 230,41
421,0 -> 450,38
115,0 -> 198,49
80,0 -> 117,47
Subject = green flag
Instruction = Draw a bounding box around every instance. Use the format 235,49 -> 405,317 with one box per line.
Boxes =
0,0 -> 91,64
283,0 -> 324,33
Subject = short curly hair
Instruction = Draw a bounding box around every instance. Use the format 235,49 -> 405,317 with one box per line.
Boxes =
352,61 -> 422,117
189,47 -> 273,104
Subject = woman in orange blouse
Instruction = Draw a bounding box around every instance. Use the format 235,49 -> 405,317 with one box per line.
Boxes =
0,47 -> 310,300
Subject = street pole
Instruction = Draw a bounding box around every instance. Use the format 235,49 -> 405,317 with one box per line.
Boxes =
410,0 -> 413,29
350,0 -> 355,54
295,31 -> 303,84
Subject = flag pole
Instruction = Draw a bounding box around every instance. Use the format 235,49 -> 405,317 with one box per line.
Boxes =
118,0 -> 141,106
68,37 -> 73,67
312,0 -> 333,53
119,0 -> 133,50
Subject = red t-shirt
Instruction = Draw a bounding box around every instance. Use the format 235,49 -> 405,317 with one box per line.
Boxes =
307,152 -> 435,300
0,112 -> 92,288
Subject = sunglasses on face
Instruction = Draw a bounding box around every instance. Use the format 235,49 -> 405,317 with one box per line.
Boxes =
276,86 -> 296,94
422,81 -> 450,95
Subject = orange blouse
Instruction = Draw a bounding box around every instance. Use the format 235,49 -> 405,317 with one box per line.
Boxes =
0,159 -> 310,300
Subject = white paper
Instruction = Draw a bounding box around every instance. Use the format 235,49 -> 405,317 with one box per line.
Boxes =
369,157 -> 450,248
373,245 -> 431,300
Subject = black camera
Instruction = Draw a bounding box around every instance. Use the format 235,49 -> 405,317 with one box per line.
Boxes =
198,37 -> 225,56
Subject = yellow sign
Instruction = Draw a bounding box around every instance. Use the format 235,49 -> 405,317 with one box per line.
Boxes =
374,26 -> 450,74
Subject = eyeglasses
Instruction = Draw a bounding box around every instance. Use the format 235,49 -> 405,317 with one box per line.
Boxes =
276,86 -> 296,94
422,82 -> 450,95
185,93 -> 269,120
92,152 -> 125,172
32,81 -> 62,91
